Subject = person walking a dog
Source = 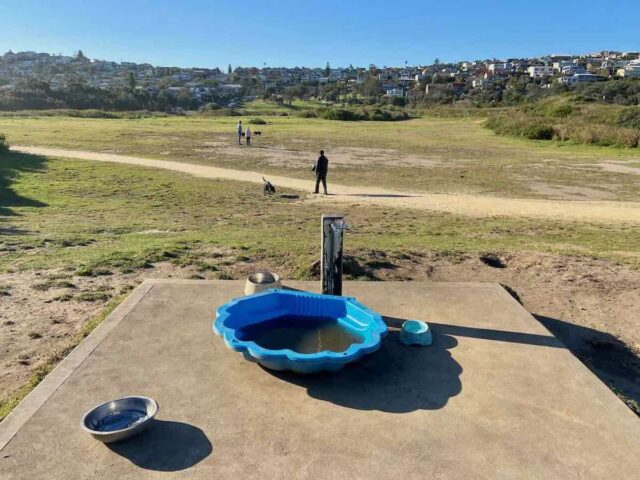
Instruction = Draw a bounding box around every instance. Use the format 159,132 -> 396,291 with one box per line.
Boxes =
245,126 -> 252,146
236,120 -> 243,145
312,150 -> 329,195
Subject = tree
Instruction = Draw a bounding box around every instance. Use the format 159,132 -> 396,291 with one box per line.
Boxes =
127,71 -> 136,90
75,50 -> 88,62
324,62 -> 331,77
434,58 -> 440,65
228,64 -> 232,74
361,76 -> 384,101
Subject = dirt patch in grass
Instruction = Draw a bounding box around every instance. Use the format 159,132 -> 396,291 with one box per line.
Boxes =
595,162 -> 640,176
196,143 -> 440,168
528,182 -> 616,200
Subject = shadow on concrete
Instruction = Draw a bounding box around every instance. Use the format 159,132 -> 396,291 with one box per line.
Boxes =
534,314 -> 640,415
267,330 -> 462,413
386,317 -> 564,349
0,151 -> 48,218
107,420 -> 212,472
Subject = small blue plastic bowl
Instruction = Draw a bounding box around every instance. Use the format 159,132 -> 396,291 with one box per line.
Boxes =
400,320 -> 432,346
214,289 -> 388,373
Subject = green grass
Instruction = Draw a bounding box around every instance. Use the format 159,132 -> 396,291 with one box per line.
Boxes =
0,294 -> 126,422
1,152 -> 638,277
0,113 -> 639,200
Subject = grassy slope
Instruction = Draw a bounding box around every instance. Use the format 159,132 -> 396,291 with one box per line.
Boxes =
1,152 -> 638,277
0,114 -> 639,200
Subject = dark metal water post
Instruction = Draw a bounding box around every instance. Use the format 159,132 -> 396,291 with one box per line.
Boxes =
321,214 -> 348,296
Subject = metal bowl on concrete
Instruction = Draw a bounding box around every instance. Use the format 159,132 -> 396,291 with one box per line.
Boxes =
81,396 -> 159,443
244,271 -> 281,295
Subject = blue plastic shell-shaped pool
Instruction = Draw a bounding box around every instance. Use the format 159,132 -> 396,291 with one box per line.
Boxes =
214,289 -> 388,373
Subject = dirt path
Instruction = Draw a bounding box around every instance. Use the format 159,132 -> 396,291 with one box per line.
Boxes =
14,146 -> 640,224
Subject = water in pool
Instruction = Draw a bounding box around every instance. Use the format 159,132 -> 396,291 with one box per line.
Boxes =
237,315 -> 363,354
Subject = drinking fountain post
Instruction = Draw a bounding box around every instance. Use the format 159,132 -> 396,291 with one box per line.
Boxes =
321,214 -> 348,296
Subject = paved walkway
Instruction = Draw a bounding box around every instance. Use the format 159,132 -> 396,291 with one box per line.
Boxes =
14,146 -> 640,224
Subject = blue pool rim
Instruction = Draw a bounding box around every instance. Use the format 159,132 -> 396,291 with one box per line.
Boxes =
214,289 -> 388,373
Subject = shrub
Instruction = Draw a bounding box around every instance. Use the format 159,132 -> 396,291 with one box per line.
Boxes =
572,124 -> 639,147
297,110 -> 318,118
545,103 -> 574,118
485,113 -> 554,140
522,124 -> 555,140
248,117 -> 267,125
320,108 -> 366,121
0,133 -> 8,152
199,102 -> 220,112
616,107 -> 640,129
320,107 -> 409,122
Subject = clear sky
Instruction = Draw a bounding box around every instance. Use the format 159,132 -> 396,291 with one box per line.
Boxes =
1,0 -> 639,68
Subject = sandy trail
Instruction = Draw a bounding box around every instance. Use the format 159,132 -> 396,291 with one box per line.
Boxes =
13,146 -> 640,224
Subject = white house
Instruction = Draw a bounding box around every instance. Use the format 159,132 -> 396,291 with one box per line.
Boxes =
527,65 -> 554,77
385,87 -> 404,97
488,62 -> 512,74
553,60 -> 574,73
618,59 -> 640,78
561,65 -> 587,76
558,73 -> 599,85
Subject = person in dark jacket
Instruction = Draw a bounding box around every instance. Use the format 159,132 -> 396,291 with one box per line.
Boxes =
312,150 -> 329,195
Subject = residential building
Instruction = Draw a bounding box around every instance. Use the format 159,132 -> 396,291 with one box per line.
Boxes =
561,65 -> 587,75
558,73 -> 600,85
385,87 -> 404,97
527,65 -> 554,77
620,59 -> 640,78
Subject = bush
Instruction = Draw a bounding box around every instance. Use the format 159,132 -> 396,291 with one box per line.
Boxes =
297,110 -> 318,118
567,124 -> 639,147
522,124 -> 555,140
0,133 -> 8,152
545,103 -> 574,118
319,107 -> 409,122
320,108 -> 366,121
485,113 -> 554,140
616,107 -> 640,129
199,102 -> 220,112
248,117 -> 267,125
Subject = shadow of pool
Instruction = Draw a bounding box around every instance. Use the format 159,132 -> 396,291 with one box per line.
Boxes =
267,329 -> 462,413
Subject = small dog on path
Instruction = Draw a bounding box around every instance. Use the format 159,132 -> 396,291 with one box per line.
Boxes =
263,177 -> 276,195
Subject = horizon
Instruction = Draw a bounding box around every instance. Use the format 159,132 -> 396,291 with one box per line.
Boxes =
1,0 -> 639,69
2,47 -> 637,71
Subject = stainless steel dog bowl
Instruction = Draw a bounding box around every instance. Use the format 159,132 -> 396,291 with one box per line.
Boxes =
244,271 -> 281,295
81,396 -> 159,443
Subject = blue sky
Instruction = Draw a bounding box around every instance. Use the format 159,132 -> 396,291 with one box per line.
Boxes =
1,0 -> 639,68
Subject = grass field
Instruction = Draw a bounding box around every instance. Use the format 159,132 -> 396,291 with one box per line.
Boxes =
2,152 -> 639,275
0,113 -> 639,200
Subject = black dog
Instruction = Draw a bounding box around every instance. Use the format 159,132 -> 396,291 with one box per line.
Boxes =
263,177 -> 276,195
254,131 -> 262,137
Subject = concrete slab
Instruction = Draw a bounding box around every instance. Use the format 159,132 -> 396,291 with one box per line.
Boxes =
1,280 -> 639,479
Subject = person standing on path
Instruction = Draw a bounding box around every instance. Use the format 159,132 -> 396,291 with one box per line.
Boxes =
312,150 -> 329,195
245,126 -> 252,146
236,121 -> 243,145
